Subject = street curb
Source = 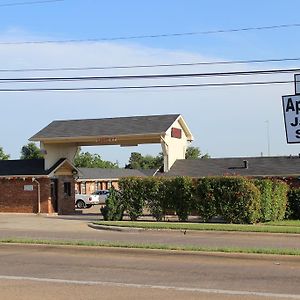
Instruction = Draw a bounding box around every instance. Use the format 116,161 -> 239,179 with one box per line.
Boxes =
88,223 -> 146,232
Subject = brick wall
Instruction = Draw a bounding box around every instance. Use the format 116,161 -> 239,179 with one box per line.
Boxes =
0,177 -> 52,213
75,180 -> 119,194
57,175 -> 75,215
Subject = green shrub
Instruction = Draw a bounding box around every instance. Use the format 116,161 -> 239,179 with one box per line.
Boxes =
193,178 -> 217,222
271,180 -> 288,221
253,179 -> 288,222
287,188 -> 300,219
119,177 -> 145,221
253,179 -> 274,222
113,176 -> 288,224
143,177 -> 169,221
217,177 -> 261,224
194,177 -> 261,224
166,176 -> 193,222
101,187 -> 124,221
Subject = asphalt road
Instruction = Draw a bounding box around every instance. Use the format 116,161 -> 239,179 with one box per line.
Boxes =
0,244 -> 300,300
1,213 -> 300,250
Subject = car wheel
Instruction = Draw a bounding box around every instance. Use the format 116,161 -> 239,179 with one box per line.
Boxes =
76,200 -> 86,209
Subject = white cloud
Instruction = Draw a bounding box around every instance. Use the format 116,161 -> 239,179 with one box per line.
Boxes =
0,34 -> 297,165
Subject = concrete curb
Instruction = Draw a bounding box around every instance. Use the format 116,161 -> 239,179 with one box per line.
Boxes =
87,223 -> 300,237
88,223 -> 146,232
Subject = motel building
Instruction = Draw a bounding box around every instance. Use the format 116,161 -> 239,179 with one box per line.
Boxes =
0,114 -> 193,214
2,113 -> 300,215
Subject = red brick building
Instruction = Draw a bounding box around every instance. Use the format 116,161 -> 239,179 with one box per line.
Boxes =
0,158 -> 78,214
75,168 -> 157,194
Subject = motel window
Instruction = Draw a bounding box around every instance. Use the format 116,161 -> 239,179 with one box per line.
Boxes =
64,182 -> 71,197
96,181 -> 101,190
80,182 -> 86,194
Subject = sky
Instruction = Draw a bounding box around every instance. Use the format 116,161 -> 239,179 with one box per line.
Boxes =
1,0 -> 300,166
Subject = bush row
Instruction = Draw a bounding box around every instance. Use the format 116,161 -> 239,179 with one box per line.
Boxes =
286,188 -> 300,219
103,176 -> 289,224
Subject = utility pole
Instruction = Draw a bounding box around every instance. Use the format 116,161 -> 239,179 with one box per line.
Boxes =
265,120 -> 270,156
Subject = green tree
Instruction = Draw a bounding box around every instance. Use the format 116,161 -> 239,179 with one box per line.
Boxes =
0,146 -> 10,160
185,146 -> 210,159
20,142 -> 43,159
126,147 -> 209,169
126,152 -> 163,169
74,151 -> 118,168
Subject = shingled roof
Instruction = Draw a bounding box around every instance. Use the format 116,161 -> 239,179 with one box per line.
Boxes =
0,159 -> 47,176
30,114 -> 181,141
166,156 -> 300,178
0,158 -> 72,177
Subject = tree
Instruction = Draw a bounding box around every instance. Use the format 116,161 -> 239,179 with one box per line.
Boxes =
125,147 -> 209,170
0,146 -> 10,160
185,146 -> 210,159
20,143 -> 43,160
125,152 -> 163,170
74,151 -> 118,168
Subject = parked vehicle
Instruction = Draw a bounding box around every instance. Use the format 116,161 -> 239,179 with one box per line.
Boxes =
93,190 -> 110,204
75,193 -> 100,209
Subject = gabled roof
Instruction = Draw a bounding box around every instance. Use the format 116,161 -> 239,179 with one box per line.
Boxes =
166,156 -> 300,178
78,168 -> 157,180
30,114 -> 182,141
0,158 -> 78,177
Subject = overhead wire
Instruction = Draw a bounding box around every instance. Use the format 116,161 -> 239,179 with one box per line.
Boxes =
0,67 -> 299,83
0,23 -> 300,44
0,80 -> 294,92
0,0 -> 63,7
1,57 -> 300,73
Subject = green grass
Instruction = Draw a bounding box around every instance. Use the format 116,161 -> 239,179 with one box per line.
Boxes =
94,220 -> 300,234
266,220 -> 300,227
1,237 -> 300,256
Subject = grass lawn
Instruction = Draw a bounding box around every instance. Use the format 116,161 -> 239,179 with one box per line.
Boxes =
1,238 -> 300,256
94,220 -> 300,234
266,220 -> 300,227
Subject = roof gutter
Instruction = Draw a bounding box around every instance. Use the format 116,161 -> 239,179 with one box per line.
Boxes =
30,132 -> 164,143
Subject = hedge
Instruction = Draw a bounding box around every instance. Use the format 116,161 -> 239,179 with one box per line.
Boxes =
101,187 -> 124,221
101,176 -> 289,224
165,176 -> 193,221
118,177 -> 145,221
253,179 -> 288,222
194,177 -> 261,224
287,188 -> 300,219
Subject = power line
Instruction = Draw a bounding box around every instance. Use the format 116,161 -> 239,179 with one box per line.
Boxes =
1,23 -> 300,45
0,0 -> 63,7
2,57 -> 300,73
0,67 -> 299,83
0,80 -> 294,92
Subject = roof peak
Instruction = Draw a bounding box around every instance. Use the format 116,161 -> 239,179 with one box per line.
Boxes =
51,113 -> 181,123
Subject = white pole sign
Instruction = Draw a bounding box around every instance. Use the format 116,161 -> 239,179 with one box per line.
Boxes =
282,95 -> 300,143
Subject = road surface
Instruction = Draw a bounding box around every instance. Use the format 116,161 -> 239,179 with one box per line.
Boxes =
0,244 -> 300,300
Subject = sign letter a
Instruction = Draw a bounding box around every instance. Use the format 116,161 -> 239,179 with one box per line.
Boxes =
286,98 -> 295,112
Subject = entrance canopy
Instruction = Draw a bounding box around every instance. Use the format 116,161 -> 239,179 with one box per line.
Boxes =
30,114 -> 194,172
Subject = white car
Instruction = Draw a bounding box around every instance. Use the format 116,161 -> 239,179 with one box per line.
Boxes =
93,190 -> 110,204
75,193 -> 100,209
